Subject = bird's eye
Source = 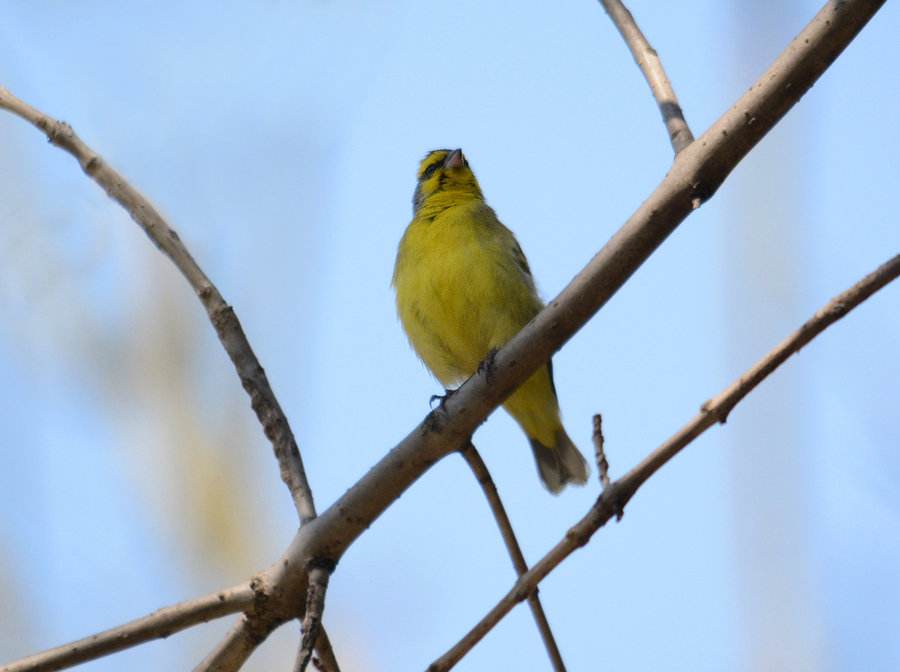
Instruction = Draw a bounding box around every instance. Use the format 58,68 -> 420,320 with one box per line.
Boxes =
422,162 -> 441,180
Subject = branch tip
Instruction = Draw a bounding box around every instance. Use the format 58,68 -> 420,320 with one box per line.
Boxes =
599,0 -> 695,154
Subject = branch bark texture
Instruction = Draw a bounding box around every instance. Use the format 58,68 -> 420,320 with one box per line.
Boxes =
293,567 -> 331,672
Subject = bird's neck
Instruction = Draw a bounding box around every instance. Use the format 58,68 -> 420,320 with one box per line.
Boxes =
416,189 -> 483,219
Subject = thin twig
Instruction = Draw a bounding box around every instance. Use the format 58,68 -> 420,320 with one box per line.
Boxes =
193,615 -> 283,672
591,414 -> 610,490
294,567 -> 332,672
599,0 -> 694,153
310,626 -> 341,672
592,414 -> 622,521
460,443 -> 566,672
0,85 -> 317,524
428,253 -> 900,671
1,582 -> 256,672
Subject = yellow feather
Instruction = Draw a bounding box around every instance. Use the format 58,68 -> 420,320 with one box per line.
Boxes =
393,149 -> 588,493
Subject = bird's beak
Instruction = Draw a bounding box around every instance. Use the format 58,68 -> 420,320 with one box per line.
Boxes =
444,148 -> 465,170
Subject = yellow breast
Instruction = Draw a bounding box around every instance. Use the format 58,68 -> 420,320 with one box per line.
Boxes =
393,200 -> 542,386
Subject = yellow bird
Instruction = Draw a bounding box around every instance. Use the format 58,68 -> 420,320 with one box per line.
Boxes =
392,148 -> 588,493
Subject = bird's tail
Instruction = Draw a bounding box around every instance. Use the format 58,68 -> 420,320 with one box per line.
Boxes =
529,429 -> 589,494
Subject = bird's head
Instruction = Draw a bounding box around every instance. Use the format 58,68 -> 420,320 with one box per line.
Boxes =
412,148 -> 484,214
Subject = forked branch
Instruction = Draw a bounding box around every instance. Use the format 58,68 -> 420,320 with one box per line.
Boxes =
193,615 -> 284,672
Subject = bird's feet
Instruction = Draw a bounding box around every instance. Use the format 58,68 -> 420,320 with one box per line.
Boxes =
477,348 -> 499,383
429,387 -> 458,410
425,388 -> 456,434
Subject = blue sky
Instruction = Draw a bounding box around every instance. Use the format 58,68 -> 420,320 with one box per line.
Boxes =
1,1 -> 899,670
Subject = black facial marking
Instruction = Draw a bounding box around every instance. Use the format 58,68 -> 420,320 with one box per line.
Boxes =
422,162 -> 441,180
412,183 -> 423,213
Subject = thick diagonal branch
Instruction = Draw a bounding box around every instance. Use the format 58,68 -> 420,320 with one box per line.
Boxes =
428,252 -> 900,671
460,444 -> 566,671
600,0 -> 694,153
0,86 -> 317,524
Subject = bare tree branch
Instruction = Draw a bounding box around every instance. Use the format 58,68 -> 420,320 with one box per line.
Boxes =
309,627 -> 341,672
0,583 -> 256,672
196,566 -> 339,672
428,252 -> 900,671
293,566 -> 332,672
193,615 -> 283,672
0,86 -> 317,524
460,444 -> 566,672
599,0 -> 694,153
